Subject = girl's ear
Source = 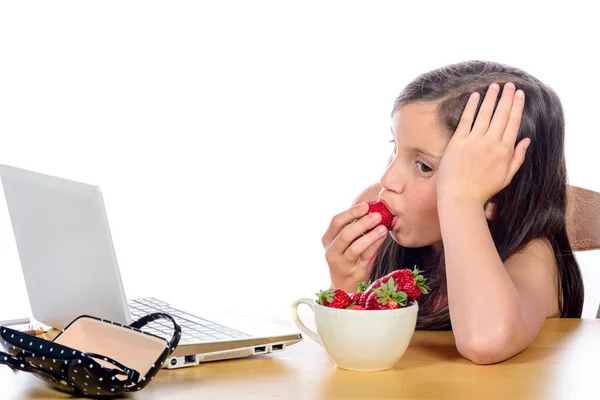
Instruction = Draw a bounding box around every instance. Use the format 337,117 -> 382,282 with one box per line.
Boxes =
484,197 -> 498,221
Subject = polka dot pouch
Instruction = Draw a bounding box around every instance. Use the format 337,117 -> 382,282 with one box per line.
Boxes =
0,312 -> 181,397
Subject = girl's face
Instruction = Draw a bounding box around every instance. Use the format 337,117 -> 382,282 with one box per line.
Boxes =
379,102 -> 450,250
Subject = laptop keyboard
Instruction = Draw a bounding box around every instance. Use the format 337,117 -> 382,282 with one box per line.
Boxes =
128,297 -> 250,345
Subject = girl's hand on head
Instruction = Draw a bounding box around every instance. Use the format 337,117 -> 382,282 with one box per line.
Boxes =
321,202 -> 388,292
437,82 -> 530,207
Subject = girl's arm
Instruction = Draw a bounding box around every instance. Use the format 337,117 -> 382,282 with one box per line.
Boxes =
438,196 -> 559,365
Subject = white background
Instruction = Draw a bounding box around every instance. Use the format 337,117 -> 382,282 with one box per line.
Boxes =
1,1 -> 598,323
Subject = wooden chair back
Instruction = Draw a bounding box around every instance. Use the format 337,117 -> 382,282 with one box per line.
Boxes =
566,185 -> 600,252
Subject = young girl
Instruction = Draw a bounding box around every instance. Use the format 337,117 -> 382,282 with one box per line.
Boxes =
321,60 -> 584,365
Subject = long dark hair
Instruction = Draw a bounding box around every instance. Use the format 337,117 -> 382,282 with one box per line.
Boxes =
369,60 -> 584,330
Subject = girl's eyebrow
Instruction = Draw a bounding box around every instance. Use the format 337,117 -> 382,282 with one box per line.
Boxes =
416,148 -> 441,160
390,127 -> 442,160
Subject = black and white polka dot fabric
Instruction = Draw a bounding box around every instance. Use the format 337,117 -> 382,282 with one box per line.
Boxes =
0,312 -> 181,397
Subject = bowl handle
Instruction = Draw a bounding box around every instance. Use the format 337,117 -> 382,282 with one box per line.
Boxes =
290,298 -> 322,346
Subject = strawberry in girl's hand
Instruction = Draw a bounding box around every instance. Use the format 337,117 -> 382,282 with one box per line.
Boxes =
316,288 -> 352,309
349,281 -> 369,304
366,201 -> 394,230
364,277 -> 408,310
347,201 -> 394,246
384,266 -> 430,301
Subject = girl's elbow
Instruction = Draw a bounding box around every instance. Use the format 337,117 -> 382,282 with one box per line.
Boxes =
457,341 -> 504,365
456,329 -> 514,365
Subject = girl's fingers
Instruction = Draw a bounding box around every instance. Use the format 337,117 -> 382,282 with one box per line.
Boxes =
455,91 -> 482,137
322,202 -> 369,247
343,224 -> 388,263
505,138 -> 531,187
329,211 -> 382,256
501,89 -> 526,146
487,82 -> 516,141
357,235 -> 387,273
470,82 -> 500,136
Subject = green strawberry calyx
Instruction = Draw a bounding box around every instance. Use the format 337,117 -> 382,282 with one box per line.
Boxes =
356,281 -> 369,293
372,277 -> 407,307
409,266 -> 431,295
316,289 -> 336,305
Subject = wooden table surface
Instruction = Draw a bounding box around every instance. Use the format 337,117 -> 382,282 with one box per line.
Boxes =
1,318 -> 598,399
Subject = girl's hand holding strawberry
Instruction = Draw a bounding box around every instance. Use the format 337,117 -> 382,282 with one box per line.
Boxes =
321,202 -> 391,293
436,82 -> 530,208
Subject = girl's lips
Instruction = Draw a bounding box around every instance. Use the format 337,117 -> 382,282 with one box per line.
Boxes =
379,198 -> 393,213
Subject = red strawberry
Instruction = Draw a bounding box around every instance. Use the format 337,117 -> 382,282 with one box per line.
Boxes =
346,201 -> 394,246
366,200 -> 394,230
316,288 -> 352,309
347,305 -> 366,310
349,281 -> 368,304
358,279 -> 383,307
384,266 -> 430,301
364,277 -> 408,310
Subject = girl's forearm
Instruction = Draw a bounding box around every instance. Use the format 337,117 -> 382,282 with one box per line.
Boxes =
438,196 -> 525,363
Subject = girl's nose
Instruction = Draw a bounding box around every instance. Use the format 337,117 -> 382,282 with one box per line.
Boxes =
379,159 -> 405,194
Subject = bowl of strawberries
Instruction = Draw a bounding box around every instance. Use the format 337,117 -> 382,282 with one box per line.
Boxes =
290,267 -> 429,372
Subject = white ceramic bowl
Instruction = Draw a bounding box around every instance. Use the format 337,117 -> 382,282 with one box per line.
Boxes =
290,299 -> 418,371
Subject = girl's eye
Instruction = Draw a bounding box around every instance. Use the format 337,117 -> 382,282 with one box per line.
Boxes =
416,161 -> 432,173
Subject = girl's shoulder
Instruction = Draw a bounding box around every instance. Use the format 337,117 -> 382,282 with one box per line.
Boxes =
352,183 -> 381,205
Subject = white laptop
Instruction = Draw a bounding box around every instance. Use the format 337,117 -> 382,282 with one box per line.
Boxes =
0,164 -> 302,369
